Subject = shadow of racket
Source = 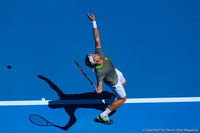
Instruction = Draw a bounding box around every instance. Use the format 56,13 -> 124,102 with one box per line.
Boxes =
29,114 -> 60,128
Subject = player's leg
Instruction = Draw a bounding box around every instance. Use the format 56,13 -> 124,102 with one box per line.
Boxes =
97,69 -> 127,124
108,83 -> 127,112
97,84 -> 126,124
99,82 -> 126,121
108,69 -> 126,106
108,96 -> 127,111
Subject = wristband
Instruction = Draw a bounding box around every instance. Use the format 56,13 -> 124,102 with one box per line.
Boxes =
92,21 -> 97,28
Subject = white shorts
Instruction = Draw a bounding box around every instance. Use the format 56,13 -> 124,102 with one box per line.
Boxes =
106,69 -> 126,99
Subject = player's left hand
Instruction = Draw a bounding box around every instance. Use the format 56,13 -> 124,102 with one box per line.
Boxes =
87,13 -> 95,21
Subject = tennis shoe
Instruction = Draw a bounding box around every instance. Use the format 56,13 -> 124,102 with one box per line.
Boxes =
97,115 -> 113,125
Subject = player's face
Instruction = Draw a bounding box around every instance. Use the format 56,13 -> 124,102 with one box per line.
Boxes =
92,54 -> 100,63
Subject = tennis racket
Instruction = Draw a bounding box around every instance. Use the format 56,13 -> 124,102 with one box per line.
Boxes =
75,61 -> 97,89
29,114 -> 56,127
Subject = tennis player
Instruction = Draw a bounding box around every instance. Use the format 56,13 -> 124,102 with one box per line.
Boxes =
85,13 -> 127,125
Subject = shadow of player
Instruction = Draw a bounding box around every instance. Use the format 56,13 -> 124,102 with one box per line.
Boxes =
38,75 -> 115,131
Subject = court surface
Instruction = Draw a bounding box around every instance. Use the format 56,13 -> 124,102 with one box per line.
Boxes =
0,0 -> 200,132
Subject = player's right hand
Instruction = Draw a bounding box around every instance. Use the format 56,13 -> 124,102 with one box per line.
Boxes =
94,88 -> 102,94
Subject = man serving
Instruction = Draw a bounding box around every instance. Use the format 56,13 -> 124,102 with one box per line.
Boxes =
85,13 -> 127,125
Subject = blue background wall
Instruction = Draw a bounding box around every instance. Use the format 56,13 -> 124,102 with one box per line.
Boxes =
0,0 -> 200,132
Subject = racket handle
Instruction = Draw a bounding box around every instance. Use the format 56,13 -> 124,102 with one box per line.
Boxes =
92,84 -> 97,89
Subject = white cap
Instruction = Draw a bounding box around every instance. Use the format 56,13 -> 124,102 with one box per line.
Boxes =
88,54 -> 94,65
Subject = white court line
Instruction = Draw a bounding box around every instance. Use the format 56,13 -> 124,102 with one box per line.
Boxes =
126,97 -> 200,103
0,97 -> 200,106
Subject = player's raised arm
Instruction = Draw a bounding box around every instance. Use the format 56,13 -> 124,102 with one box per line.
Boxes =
87,13 -> 101,49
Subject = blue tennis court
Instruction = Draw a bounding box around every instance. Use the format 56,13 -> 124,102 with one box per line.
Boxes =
0,0 -> 200,132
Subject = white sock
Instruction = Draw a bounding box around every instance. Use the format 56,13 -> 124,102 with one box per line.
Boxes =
100,108 -> 111,118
